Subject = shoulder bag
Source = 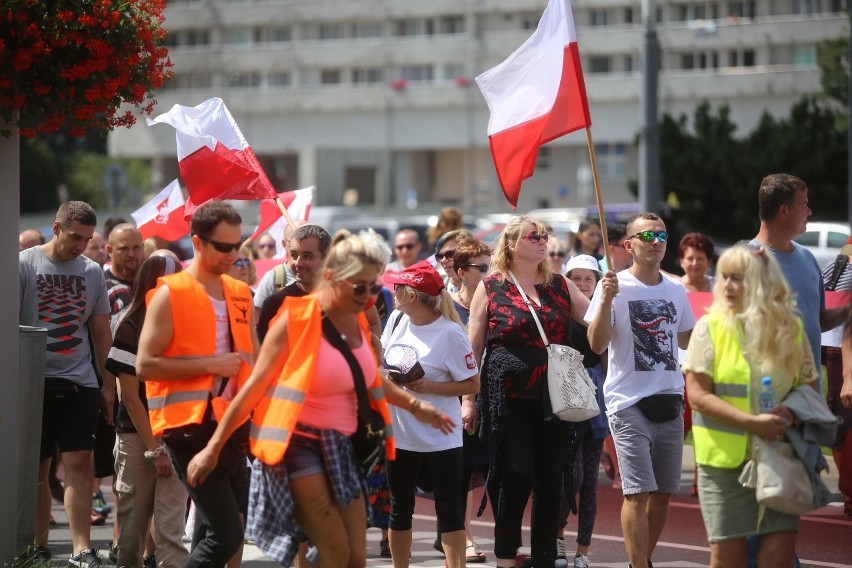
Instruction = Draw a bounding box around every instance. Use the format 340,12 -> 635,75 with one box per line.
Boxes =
507,271 -> 600,422
738,436 -> 816,516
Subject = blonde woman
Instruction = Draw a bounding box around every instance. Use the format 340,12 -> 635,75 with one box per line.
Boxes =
683,245 -> 817,567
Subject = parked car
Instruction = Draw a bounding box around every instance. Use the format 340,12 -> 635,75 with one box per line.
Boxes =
795,221 -> 851,268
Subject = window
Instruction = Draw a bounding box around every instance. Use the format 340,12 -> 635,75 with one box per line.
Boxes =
440,15 -> 465,34
521,12 -> 539,30
442,63 -> 466,81
728,1 -> 756,18
396,19 -> 433,37
270,27 -> 291,43
227,72 -> 260,89
624,7 -> 634,23
320,69 -> 342,84
319,24 -> 344,40
624,55 -> 634,72
729,49 -> 755,67
352,68 -> 384,84
828,231 -> 849,248
589,56 -> 612,74
595,143 -> 627,177
353,22 -> 383,38
590,9 -> 609,26
172,29 -> 209,47
400,65 -> 433,82
793,46 -> 816,66
269,72 -> 291,87
742,49 -> 755,66
225,28 -> 252,45
536,147 -> 551,170
680,53 -> 695,70
796,231 -> 819,247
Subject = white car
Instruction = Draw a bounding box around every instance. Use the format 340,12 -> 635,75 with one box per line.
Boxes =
794,221 -> 850,268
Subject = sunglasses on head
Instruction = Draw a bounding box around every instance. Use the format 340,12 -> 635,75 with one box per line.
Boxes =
199,236 -> 243,253
396,243 -> 415,251
549,251 -> 566,258
234,258 -> 250,269
435,249 -> 455,261
464,263 -> 489,272
340,279 -> 383,296
628,230 -> 668,243
521,231 -> 549,244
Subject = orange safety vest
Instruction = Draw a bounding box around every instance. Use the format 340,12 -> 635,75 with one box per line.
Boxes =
145,271 -> 255,437
250,294 -> 396,465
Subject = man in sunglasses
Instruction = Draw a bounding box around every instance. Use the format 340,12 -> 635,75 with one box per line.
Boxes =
387,228 -> 422,272
256,224 -> 332,343
586,212 -> 695,568
137,200 -> 259,568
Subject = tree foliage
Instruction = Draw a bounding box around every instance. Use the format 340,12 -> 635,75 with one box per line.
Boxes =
818,37 -> 849,108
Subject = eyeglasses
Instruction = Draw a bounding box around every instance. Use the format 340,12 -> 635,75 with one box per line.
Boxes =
628,230 -> 668,243
549,251 -> 566,258
199,236 -> 243,253
396,243 -> 416,251
435,249 -> 455,261
233,258 -> 250,269
521,231 -> 549,244
257,243 -> 276,250
340,279 -> 383,296
464,263 -> 489,272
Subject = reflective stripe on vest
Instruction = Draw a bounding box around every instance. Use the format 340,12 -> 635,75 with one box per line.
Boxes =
147,389 -> 210,410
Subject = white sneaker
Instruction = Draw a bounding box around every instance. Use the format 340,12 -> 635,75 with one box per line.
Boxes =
573,554 -> 590,568
555,538 -> 567,568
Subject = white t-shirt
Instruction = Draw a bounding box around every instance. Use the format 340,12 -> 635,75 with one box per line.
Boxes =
584,270 -> 696,415
381,310 -> 478,452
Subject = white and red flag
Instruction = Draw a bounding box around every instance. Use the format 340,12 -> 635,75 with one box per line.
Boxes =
131,179 -> 191,241
250,187 -> 315,255
146,97 -> 278,217
476,0 -> 591,209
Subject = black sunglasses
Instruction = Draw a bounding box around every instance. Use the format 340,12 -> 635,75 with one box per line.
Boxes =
340,279 -> 383,296
521,231 -> 549,244
464,263 -> 489,272
435,249 -> 456,261
199,236 -> 243,253
549,251 -> 566,258
396,243 -> 416,251
628,230 -> 668,243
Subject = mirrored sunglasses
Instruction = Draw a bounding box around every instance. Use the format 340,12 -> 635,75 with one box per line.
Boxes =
628,230 -> 668,243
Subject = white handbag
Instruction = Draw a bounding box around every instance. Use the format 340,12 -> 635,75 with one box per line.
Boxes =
738,437 -> 816,516
508,271 -> 600,422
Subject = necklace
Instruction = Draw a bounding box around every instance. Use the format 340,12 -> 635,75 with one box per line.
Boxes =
455,291 -> 471,309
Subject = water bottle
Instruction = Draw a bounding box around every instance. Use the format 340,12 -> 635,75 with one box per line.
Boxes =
758,376 -> 776,414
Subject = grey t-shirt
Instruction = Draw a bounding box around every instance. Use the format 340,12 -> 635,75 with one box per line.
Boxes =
19,246 -> 110,388
253,263 -> 295,310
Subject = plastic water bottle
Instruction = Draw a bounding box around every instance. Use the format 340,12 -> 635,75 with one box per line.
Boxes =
758,376 -> 776,413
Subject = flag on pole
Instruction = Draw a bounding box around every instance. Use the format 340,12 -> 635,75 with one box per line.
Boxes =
476,0 -> 591,209
146,97 -> 278,216
250,186 -> 315,248
131,179 -> 191,241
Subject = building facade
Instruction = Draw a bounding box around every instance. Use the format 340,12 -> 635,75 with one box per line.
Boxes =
108,0 -> 847,213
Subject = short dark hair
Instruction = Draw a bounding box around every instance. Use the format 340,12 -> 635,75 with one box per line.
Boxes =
292,224 -> 332,257
190,200 -> 242,241
577,218 -> 601,234
625,212 -> 663,235
758,173 -> 807,222
56,201 -> 97,228
607,223 -> 627,244
678,232 -> 715,260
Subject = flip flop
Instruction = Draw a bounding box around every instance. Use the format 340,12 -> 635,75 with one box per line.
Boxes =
465,543 -> 487,563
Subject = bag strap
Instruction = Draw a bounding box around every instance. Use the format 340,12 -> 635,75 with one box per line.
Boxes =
321,315 -> 372,427
273,264 -> 286,291
826,254 -> 848,292
507,270 -> 550,347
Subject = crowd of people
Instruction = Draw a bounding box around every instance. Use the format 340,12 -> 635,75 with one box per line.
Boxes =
17,174 -> 852,568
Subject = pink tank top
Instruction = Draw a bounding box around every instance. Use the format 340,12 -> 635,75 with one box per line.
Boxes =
298,329 -> 375,435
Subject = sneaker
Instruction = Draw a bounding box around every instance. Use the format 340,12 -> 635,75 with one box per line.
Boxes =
555,538 -> 567,568
514,553 -> 530,566
108,543 -> 118,564
142,556 -> 156,568
92,491 -> 111,517
19,545 -> 51,567
68,548 -> 102,568
573,554 -> 590,568
379,537 -> 391,558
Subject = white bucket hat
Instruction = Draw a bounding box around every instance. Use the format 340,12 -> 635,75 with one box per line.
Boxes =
564,254 -> 602,277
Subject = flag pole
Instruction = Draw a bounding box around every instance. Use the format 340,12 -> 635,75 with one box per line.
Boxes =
274,197 -> 298,232
584,126 -> 612,270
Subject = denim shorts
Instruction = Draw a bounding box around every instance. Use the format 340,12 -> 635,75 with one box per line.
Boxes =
609,402 -> 684,495
283,432 -> 326,480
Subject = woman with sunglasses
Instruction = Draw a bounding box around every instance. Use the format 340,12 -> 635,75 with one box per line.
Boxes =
381,260 -> 481,568
228,244 -> 257,288
468,215 -> 590,568
185,235 -> 454,568
683,245 -> 818,567
253,233 -> 277,259
434,229 -> 473,293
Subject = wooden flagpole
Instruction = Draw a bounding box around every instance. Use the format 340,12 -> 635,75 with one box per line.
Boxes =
274,196 -> 298,232
584,126 -> 612,270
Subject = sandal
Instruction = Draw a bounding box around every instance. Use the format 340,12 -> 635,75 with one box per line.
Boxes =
465,542 -> 486,563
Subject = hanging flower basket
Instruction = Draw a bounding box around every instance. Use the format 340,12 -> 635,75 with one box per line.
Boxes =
0,0 -> 174,138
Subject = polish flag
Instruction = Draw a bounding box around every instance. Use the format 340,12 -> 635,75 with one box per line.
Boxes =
476,0 -> 591,209
250,187 -> 315,255
146,97 -> 278,217
131,179 -> 191,241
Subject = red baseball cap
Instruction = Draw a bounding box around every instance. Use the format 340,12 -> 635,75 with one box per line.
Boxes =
383,260 -> 445,296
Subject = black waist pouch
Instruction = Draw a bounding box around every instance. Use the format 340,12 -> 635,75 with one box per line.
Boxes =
636,393 -> 683,423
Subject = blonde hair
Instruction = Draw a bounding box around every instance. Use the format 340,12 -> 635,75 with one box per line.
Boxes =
316,233 -> 385,293
397,285 -> 465,328
239,244 -> 257,285
709,245 -> 802,378
491,215 -> 553,286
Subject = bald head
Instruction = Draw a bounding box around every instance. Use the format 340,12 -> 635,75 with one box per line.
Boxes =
108,224 -> 143,280
19,228 -> 45,251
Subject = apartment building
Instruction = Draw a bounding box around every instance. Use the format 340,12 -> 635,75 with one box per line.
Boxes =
108,0 -> 847,213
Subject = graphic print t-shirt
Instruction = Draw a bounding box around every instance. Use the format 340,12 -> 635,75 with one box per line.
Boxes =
19,246 -> 110,388
104,268 -> 133,333
585,270 -> 695,415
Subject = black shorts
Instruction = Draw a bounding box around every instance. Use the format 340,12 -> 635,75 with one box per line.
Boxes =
40,378 -> 100,460
93,404 -> 118,478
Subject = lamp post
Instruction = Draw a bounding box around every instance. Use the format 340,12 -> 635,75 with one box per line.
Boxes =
639,0 -> 660,214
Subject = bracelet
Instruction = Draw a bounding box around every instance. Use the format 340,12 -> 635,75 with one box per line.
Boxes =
144,446 -> 166,459
411,399 -> 421,414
